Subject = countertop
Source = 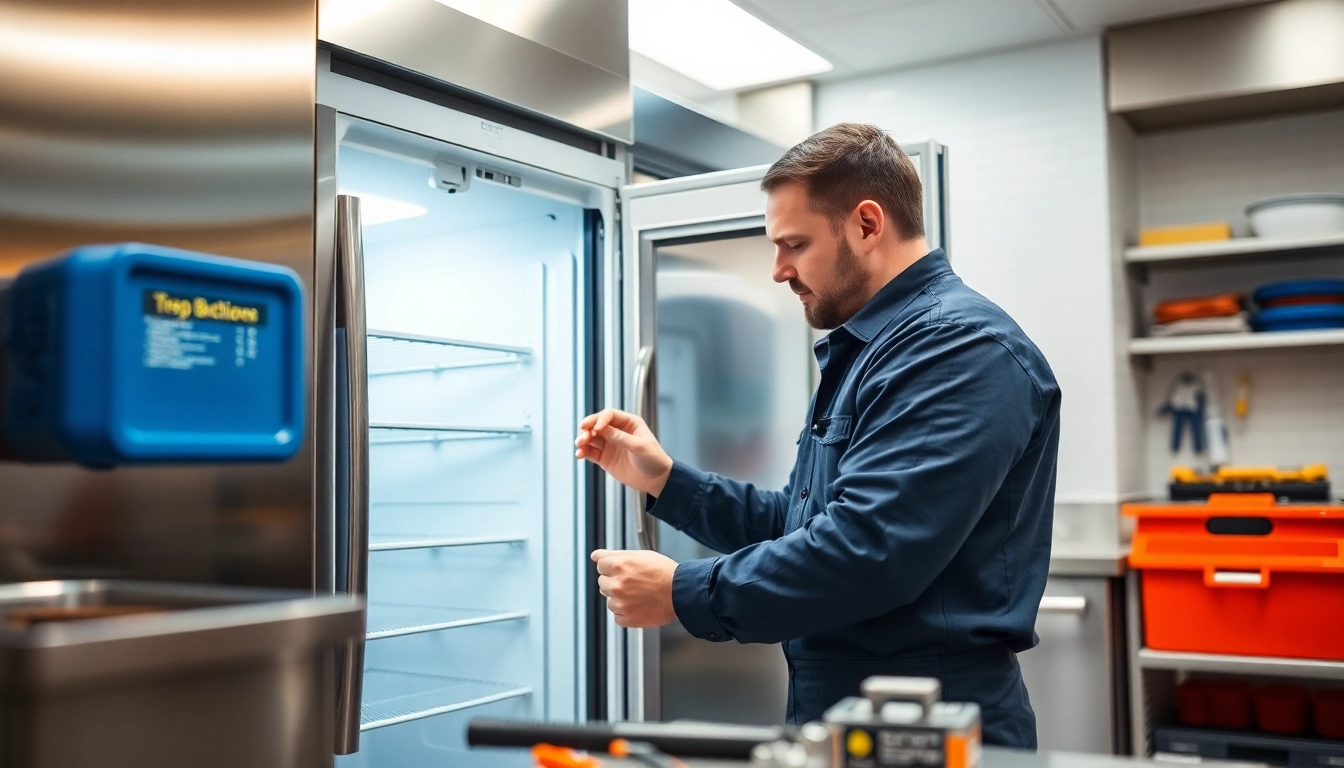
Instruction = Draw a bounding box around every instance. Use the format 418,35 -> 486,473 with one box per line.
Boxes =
637,746 -> 1158,768
1048,547 -> 1129,577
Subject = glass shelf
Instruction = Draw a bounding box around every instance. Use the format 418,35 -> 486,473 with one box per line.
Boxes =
368,533 -> 527,552
365,604 -> 527,640
367,329 -> 531,376
361,669 -> 531,731
369,421 -> 531,445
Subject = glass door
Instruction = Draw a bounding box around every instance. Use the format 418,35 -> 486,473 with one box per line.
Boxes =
618,141 -> 947,725
331,112 -> 604,768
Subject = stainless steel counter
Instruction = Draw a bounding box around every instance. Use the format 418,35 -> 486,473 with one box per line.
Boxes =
631,746 -> 1157,768
1049,548 -> 1129,577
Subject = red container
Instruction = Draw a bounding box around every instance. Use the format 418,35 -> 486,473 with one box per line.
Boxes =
1176,679 -> 1212,727
1254,684 -> 1309,734
1314,689 -> 1344,738
1206,680 -> 1252,729
1125,495 -> 1344,660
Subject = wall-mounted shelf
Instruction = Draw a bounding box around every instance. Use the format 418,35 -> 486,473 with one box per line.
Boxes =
360,669 -> 531,731
369,421 -> 531,444
1125,232 -> 1344,265
1137,648 -> 1344,681
1128,328 -> 1344,355
368,534 -> 526,552
367,329 -> 531,376
365,604 -> 527,640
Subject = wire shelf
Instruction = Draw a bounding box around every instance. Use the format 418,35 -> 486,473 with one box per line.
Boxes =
368,533 -> 527,552
361,670 -> 531,731
366,604 -> 527,640
369,421 -> 531,445
367,329 -> 530,376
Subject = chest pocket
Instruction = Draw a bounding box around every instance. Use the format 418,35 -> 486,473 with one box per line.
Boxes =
809,415 -> 852,445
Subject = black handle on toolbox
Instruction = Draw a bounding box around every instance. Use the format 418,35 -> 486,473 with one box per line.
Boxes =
467,719 -> 792,759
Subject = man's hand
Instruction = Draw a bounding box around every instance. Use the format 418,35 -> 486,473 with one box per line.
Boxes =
575,408 -> 673,497
592,549 -> 678,628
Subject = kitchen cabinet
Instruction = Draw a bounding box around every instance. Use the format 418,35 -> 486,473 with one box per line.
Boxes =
1019,574 -> 1129,754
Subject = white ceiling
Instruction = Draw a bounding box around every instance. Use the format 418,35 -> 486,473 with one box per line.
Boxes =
728,0 -> 1267,82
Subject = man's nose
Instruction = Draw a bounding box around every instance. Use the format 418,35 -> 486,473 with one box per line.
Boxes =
772,252 -> 795,284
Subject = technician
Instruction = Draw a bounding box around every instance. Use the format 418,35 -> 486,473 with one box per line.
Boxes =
575,124 -> 1061,748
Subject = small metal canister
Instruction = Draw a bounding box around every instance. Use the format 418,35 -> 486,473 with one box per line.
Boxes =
821,677 -> 982,768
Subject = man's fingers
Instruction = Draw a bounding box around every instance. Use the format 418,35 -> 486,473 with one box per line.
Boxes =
591,549 -> 610,562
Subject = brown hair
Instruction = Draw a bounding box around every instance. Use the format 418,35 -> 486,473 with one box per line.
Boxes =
761,123 -> 924,241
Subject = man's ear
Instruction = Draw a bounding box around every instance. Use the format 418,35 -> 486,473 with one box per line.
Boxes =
854,200 -> 884,249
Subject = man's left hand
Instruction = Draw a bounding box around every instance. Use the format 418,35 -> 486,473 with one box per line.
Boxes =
592,549 -> 678,628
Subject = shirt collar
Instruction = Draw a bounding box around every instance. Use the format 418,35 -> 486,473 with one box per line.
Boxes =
839,248 -> 951,343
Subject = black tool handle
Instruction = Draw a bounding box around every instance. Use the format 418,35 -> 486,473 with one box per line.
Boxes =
467,719 -> 790,759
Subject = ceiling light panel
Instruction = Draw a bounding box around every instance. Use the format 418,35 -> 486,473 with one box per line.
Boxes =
629,0 -> 833,91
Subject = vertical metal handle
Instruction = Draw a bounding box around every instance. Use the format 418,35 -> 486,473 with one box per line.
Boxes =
335,194 -> 370,755
630,345 -> 658,551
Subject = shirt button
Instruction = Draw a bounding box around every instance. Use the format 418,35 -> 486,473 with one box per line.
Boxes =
800,488 -> 809,500
811,423 -> 821,433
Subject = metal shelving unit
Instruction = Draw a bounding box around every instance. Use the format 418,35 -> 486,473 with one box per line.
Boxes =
1128,328 -> 1344,356
368,533 -> 526,552
367,329 -> 531,376
1136,648 -> 1344,680
360,670 -> 532,731
1124,232 -> 1344,265
369,421 -> 531,445
365,604 -> 527,640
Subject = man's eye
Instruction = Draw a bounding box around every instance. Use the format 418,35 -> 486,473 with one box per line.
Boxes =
789,242 -> 805,251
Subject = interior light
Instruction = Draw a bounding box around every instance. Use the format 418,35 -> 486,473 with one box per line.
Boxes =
629,0 -> 832,91
346,192 -> 428,226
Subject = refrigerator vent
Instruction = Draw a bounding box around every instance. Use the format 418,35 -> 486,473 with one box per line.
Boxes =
361,670 -> 532,731
365,604 -> 528,640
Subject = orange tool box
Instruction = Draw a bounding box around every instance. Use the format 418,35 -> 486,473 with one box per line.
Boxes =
1124,494 -> 1344,661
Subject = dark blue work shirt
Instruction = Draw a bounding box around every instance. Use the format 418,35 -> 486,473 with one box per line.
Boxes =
652,249 -> 1060,744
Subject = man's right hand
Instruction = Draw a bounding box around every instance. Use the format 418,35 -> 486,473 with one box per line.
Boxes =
575,408 -> 673,498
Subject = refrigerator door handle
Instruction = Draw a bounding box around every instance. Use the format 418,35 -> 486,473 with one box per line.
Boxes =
335,194 -> 370,755
630,345 -> 658,551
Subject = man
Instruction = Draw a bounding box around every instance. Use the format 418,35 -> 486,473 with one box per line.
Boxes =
575,123 -> 1060,748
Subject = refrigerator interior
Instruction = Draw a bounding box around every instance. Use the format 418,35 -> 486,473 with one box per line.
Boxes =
653,232 -> 816,725
335,128 -> 590,767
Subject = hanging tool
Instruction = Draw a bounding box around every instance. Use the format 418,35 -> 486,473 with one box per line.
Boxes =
1158,372 -> 1206,455
1201,370 -> 1230,469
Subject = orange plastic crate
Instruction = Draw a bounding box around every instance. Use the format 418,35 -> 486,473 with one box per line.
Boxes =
1124,495 -> 1344,661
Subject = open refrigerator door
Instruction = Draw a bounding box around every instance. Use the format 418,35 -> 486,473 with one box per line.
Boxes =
329,111 -> 608,768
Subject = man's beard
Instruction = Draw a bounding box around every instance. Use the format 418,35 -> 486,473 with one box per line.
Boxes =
792,236 -> 870,330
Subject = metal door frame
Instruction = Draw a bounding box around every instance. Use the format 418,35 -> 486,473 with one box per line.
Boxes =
315,70 -> 626,741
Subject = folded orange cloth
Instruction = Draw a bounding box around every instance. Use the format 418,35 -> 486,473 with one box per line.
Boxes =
1154,293 -> 1244,325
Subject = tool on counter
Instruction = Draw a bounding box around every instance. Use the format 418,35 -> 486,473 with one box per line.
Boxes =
1168,464 -> 1330,501
468,718 -> 792,760
822,677 -> 981,768
472,676 -> 981,768
529,740 -> 688,768
1158,372 -> 1206,455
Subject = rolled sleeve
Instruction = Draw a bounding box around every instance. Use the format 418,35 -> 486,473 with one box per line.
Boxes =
672,557 -> 731,642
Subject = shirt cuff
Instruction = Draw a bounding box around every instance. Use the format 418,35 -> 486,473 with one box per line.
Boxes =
672,557 -> 730,642
648,460 -> 709,530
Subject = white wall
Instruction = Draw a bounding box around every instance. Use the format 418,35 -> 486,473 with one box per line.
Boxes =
816,36 -> 1121,505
